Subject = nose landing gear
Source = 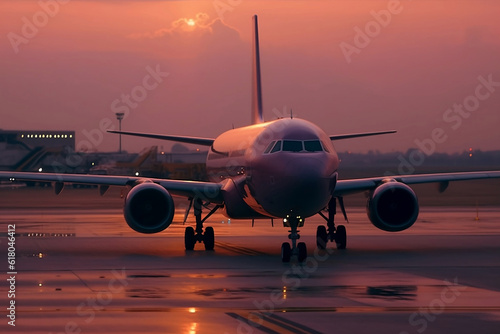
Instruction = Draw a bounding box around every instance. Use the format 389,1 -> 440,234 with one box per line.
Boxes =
281,215 -> 308,262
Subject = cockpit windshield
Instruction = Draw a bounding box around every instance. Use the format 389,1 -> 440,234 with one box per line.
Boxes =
304,140 -> 323,152
265,139 -> 325,153
283,140 -> 302,152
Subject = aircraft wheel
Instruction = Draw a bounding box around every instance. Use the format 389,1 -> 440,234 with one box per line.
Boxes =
281,242 -> 291,262
203,226 -> 215,251
184,227 -> 195,250
298,242 -> 307,262
335,225 -> 347,250
316,225 -> 327,250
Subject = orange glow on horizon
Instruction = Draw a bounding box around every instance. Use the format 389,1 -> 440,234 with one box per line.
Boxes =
1,1 -> 499,153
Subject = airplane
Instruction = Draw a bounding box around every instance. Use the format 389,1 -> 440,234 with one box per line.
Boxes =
2,15 -> 500,262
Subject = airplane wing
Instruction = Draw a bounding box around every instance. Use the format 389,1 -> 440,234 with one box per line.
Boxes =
330,130 -> 397,141
334,171 -> 500,196
0,172 -> 223,203
107,130 -> 215,146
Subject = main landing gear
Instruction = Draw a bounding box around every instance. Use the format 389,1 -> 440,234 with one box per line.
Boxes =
184,198 -> 221,251
281,215 -> 308,263
317,197 -> 347,250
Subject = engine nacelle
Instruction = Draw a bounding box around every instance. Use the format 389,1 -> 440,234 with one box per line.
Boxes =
124,182 -> 175,234
367,180 -> 419,232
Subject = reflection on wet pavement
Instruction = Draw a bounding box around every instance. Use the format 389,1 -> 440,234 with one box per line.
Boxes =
366,285 -> 417,300
3,209 -> 500,333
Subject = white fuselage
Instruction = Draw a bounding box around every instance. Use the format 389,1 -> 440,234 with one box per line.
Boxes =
206,118 -> 339,219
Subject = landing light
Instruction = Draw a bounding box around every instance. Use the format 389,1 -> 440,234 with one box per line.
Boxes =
38,168 -> 43,172
135,172 -> 139,176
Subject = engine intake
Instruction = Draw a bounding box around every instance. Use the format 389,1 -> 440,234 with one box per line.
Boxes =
367,180 -> 419,232
124,182 -> 174,234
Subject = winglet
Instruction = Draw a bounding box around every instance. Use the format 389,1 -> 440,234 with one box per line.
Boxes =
252,15 -> 264,124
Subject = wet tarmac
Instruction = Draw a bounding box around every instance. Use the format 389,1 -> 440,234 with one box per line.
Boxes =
1,205 -> 500,333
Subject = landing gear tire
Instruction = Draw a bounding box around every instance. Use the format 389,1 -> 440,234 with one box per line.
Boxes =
281,242 -> 291,263
203,226 -> 215,250
335,225 -> 347,250
316,225 -> 328,250
184,227 -> 195,250
298,242 -> 307,262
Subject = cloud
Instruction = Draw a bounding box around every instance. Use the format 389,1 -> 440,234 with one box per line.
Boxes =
127,12 -> 241,60
128,12 -> 239,41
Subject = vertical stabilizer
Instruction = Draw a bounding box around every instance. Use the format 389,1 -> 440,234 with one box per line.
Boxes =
252,15 -> 264,124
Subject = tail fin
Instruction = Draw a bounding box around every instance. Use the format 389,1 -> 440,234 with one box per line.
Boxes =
252,15 -> 264,124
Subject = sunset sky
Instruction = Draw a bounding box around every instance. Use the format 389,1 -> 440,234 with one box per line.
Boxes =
1,0 -> 499,154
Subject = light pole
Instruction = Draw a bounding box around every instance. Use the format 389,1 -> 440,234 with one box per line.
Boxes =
115,112 -> 125,153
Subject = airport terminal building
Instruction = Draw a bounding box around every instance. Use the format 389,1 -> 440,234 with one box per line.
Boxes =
0,130 -> 206,178
0,130 -> 76,172
0,130 -> 75,151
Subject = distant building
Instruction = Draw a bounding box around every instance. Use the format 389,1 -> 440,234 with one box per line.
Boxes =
0,130 -> 75,151
0,130 -> 76,171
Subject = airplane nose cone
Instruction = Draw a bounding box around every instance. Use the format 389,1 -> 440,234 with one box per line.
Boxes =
248,152 -> 338,218
273,156 -> 333,216
285,158 -> 326,189
285,157 -> 325,178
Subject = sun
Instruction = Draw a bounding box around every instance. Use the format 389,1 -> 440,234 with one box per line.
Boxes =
186,19 -> 195,27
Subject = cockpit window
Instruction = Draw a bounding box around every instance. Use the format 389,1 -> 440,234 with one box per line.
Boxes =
270,140 -> 282,153
283,140 -> 303,152
304,140 -> 323,152
264,141 -> 275,154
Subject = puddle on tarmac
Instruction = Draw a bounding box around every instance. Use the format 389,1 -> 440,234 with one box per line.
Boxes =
126,288 -> 170,298
365,285 -> 417,300
128,274 -> 171,278
192,285 -> 418,301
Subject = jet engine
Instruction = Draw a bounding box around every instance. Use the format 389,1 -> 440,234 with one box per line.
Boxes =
124,182 -> 175,234
367,180 -> 419,232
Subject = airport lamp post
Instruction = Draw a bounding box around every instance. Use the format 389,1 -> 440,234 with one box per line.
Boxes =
115,112 -> 125,153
